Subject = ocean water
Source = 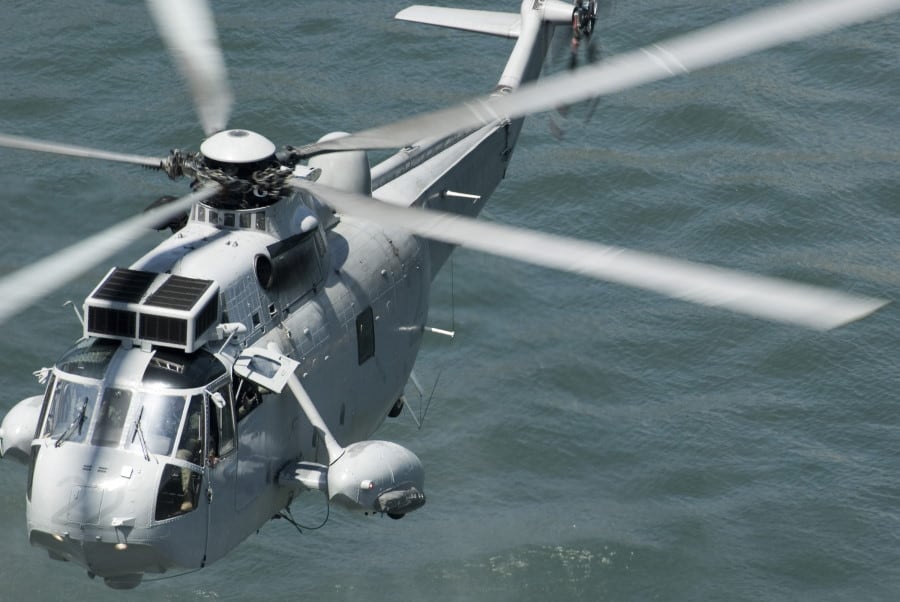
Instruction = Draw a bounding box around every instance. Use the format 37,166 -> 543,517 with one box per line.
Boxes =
1,1 -> 900,600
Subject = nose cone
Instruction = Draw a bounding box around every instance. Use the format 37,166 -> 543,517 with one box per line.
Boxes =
26,443 -> 205,586
29,530 -> 154,589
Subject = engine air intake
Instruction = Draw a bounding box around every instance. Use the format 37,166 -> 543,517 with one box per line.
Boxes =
84,268 -> 219,352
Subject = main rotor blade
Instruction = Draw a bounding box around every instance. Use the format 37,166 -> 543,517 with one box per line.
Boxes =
301,0 -> 900,155
0,134 -> 164,168
0,186 -> 218,326
146,0 -> 233,136
292,180 -> 887,331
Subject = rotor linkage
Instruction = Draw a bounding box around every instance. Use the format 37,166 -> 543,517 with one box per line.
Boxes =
569,0 -> 598,70
158,140 -> 297,209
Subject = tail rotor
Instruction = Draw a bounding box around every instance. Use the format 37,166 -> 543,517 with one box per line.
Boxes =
568,0 -> 599,71
550,0 -> 602,133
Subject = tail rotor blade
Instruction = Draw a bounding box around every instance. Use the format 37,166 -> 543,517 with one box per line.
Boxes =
146,0 -> 233,135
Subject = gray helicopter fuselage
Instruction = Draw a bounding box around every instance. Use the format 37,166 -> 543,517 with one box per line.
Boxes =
9,0 -> 554,586
21,107 -> 533,584
1,0 -> 896,590
24,193 -> 435,576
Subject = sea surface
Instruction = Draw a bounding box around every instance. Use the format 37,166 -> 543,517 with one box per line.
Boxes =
1,1 -> 899,600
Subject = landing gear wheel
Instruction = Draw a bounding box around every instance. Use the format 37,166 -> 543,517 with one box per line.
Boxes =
387,512 -> 405,520
388,398 -> 404,418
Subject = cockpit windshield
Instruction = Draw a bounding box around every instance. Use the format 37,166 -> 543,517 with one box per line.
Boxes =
91,387 -> 132,447
42,379 -> 137,449
40,339 -> 229,456
41,374 -> 214,461
42,379 -> 101,444
124,393 -> 188,457
44,355 -> 224,457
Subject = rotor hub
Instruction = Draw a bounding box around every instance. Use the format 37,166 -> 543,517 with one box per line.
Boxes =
200,129 -> 276,164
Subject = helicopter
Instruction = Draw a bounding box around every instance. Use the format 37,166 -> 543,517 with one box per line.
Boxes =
0,0 -> 896,591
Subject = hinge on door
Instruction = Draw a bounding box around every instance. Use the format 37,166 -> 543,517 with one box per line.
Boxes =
501,121 -> 513,161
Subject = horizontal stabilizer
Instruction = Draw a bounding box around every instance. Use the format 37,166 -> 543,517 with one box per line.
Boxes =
395,5 -> 521,39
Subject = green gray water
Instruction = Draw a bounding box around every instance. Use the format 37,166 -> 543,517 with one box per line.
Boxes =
2,0 -> 900,599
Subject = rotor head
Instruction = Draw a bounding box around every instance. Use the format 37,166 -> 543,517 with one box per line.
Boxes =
200,129 -> 276,164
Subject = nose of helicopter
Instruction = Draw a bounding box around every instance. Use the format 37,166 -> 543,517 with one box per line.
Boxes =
29,529 -> 158,589
26,442 -> 206,588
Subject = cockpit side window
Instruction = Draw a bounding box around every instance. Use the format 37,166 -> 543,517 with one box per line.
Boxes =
91,388 -> 132,447
155,394 -> 203,521
176,395 -> 204,466
233,377 -> 262,422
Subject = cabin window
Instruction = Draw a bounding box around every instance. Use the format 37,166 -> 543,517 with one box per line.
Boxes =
233,378 -> 263,422
357,306 -> 375,365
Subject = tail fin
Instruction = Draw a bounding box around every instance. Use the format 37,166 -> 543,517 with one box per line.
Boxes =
396,2 -> 577,89
395,6 -> 522,38
395,2 -> 577,37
